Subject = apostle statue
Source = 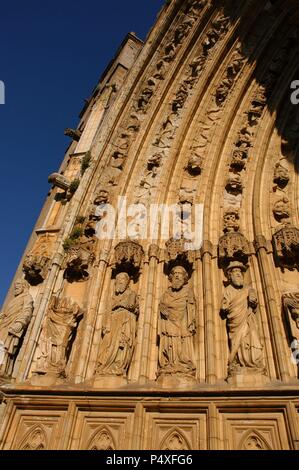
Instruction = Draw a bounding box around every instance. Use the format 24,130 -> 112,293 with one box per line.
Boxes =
221,261 -> 265,376
283,292 -> 299,330
0,278 -> 33,377
35,296 -> 83,378
96,272 -> 139,377
158,266 -> 196,378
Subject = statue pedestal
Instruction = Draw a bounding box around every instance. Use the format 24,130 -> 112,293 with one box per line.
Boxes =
93,375 -> 128,389
30,372 -> 65,387
227,368 -> 269,387
157,373 -> 197,389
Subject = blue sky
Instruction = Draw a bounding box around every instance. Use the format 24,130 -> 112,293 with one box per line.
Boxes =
0,0 -> 164,306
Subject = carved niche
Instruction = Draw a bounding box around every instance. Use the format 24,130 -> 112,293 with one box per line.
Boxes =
165,237 -> 195,271
272,224 -> 299,270
114,240 -> 144,275
218,210 -> 250,269
23,233 -> 56,285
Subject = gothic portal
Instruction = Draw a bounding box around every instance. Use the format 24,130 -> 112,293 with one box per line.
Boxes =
1,0 -> 299,450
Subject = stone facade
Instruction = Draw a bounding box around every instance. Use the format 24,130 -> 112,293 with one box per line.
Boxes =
1,0 -> 299,450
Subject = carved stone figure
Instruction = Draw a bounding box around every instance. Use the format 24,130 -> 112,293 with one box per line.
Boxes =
230,149 -> 247,171
223,209 -> 240,233
64,128 -> 82,141
48,173 -> 70,191
34,296 -> 83,379
135,167 -> 159,203
64,237 -> 95,282
273,198 -> 291,222
23,233 -> 56,285
225,174 -> 243,195
282,292 -> 299,341
0,279 -> 33,378
273,162 -> 289,188
94,188 -> 109,205
185,153 -> 203,175
221,262 -> 265,379
95,272 -> 139,378
158,266 -> 196,379
153,113 -> 176,148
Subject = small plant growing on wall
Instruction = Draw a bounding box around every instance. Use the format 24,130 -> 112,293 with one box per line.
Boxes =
63,224 -> 84,252
69,179 -> 80,195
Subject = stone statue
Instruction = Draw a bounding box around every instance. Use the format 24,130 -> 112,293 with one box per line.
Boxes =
283,292 -> 299,330
96,272 -> 139,378
158,266 -> 196,378
221,262 -> 265,377
0,279 -> 33,377
35,296 -> 83,379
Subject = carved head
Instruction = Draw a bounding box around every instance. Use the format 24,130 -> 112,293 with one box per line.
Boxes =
169,266 -> 189,290
94,189 -> 109,205
115,272 -> 130,294
14,278 -> 29,296
226,261 -> 246,288
274,163 -> 289,185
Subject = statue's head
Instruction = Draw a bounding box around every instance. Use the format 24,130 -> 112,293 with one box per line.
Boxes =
169,266 -> 189,291
226,261 -> 246,288
115,272 -> 130,294
14,278 -> 29,297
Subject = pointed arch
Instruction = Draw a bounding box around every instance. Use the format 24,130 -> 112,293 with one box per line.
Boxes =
160,428 -> 190,450
19,424 -> 47,450
87,426 -> 116,450
239,429 -> 271,450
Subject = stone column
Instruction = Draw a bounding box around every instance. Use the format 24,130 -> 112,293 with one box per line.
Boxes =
16,252 -> 64,382
201,240 -> 217,384
74,247 -> 110,383
254,235 -> 290,382
139,244 -> 160,383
